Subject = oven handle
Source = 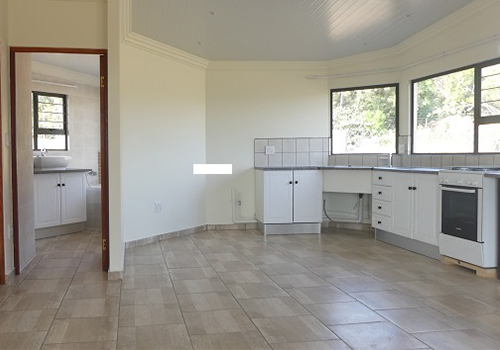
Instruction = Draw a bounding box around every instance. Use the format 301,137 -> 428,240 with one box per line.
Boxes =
440,186 -> 477,194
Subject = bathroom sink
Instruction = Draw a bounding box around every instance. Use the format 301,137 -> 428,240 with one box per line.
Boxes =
33,156 -> 71,169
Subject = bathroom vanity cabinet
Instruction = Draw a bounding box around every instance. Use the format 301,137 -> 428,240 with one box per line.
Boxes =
34,171 -> 87,229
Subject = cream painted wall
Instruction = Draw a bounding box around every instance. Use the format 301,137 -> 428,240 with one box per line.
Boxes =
8,0 -> 106,49
119,43 -> 207,243
205,68 -> 329,224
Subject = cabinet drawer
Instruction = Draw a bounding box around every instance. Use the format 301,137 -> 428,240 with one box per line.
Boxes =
372,185 -> 392,202
372,214 -> 392,231
372,200 -> 392,217
372,171 -> 392,186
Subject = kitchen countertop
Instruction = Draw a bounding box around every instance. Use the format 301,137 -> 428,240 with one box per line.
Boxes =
255,166 -> 439,173
34,168 -> 92,174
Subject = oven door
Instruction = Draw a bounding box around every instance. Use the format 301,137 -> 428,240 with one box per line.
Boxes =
440,186 -> 482,242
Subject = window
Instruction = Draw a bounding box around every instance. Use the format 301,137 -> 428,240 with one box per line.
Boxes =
330,84 -> 398,154
412,58 -> 500,153
32,91 -> 68,150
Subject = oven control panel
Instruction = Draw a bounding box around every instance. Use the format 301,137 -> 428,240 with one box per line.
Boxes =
438,171 -> 483,188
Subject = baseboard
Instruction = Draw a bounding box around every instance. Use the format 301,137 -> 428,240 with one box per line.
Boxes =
35,222 -> 85,239
124,223 -> 258,248
108,271 -> 123,281
258,222 -> 321,235
322,221 -> 372,232
375,229 -> 440,259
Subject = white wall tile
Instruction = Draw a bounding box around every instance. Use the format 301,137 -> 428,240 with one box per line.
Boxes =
254,139 -> 268,153
283,139 -> 296,153
411,155 -> 422,167
328,155 -> 336,166
430,155 -> 441,168
402,155 -> 411,167
268,139 -> 283,153
322,152 -> 328,166
336,155 -> 348,166
268,153 -> 283,167
479,155 -> 494,166
296,153 -> 310,166
309,138 -> 323,152
465,155 -> 479,166
453,155 -> 466,166
310,152 -> 323,166
323,138 -> 330,153
296,139 -> 309,152
392,155 -> 402,167
362,155 -> 378,166
254,153 -> 268,167
348,155 -> 363,166
377,154 -> 391,166
283,153 -> 296,166
494,155 -> 500,166
441,155 -> 453,167
421,155 -> 431,167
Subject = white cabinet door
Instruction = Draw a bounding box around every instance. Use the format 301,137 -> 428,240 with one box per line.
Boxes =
34,174 -> 61,229
263,171 -> 293,223
60,172 -> 87,224
413,174 -> 439,245
293,170 -> 322,223
391,172 -> 413,238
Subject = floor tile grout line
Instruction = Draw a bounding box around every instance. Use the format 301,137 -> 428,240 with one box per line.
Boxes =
38,230 -> 102,348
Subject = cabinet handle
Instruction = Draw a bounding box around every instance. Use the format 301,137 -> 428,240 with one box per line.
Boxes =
378,221 -> 382,224
378,206 -> 382,210
57,184 -> 61,187
408,187 -> 412,190
413,187 -> 417,190
378,191 -> 382,195
378,176 -> 382,180
295,181 -> 299,184
62,184 -> 66,187
289,181 -> 293,184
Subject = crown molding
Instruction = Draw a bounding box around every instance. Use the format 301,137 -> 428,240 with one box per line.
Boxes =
31,61 -> 99,87
207,61 -> 329,72
121,0 -> 209,71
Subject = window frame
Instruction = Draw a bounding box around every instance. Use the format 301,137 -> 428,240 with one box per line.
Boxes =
330,83 -> 399,155
411,57 -> 500,154
32,91 -> 69,151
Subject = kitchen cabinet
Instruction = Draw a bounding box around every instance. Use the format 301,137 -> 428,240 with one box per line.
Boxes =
375,171 -> 439,245
34,172 -> 87,229
371,171 -> 393,232
256,169 -> 322,231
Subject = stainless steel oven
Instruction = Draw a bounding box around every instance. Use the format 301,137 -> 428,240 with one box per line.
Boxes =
440,185 -> 482,242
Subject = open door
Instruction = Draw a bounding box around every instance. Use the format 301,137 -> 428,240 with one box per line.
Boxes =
100,54 -> 109,271
9,47 -> 109,275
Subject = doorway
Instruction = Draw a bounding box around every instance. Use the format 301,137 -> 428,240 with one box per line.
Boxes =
8,47 -> 109,279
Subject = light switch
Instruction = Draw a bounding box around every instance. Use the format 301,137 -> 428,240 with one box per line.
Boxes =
265,146 -> 275,155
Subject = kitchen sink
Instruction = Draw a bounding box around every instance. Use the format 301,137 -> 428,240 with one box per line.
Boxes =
33,156 -> 71,169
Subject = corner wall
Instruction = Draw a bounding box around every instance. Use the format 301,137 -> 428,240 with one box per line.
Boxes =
119,43 -> 207,243
205,66 -> 329,224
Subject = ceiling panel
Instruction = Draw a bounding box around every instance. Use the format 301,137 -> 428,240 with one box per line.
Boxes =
131,0 -> 475,61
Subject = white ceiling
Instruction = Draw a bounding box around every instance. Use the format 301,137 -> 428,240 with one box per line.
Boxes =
131,0 -> 475,61
31,53 -> 100,77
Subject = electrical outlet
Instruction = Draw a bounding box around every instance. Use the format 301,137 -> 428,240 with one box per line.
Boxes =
154,202 -> 163,213
265,145 -> 275,155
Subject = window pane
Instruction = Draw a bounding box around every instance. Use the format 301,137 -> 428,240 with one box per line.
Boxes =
481,64 -> 500,117
39,121 -> 64,130
37,134 -> 66,150
39,112 -> 64,122
478,124 -> 500,152
331,86 -> 396,153
413,68 -> 474,153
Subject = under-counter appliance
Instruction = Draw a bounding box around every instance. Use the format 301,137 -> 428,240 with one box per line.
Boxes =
438,167 -> 499,268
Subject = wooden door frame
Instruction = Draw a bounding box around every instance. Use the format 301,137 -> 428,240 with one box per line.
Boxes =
0,43 -> 5,284
9,47 -> 109,276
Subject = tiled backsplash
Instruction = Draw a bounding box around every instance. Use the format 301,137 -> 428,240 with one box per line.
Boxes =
254,137 -> 329,167
330,153 -> 500,167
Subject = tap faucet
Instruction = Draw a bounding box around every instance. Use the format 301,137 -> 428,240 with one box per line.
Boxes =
40,148 -> 48,157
